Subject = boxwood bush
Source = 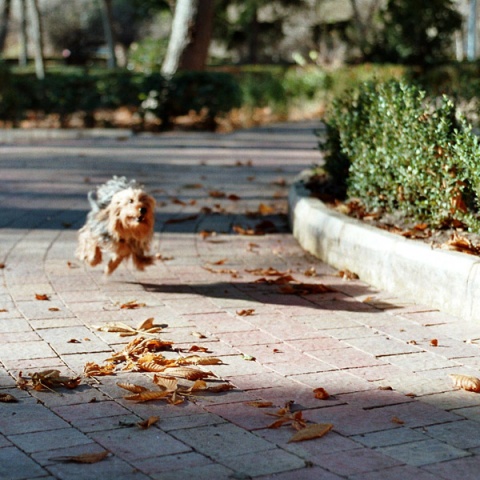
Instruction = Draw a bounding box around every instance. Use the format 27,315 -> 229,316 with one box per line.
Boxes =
320,80 -> 480,232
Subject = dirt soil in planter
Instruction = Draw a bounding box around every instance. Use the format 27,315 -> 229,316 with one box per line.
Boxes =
304,172 -> 480,257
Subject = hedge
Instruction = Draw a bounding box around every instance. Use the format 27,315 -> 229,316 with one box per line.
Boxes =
320,80 -> 480,232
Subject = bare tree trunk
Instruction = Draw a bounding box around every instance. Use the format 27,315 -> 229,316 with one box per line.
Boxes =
0,0 -> 11,55
178,0 -> 214,70
27,0 -> 44,79
18,0 -> 27,66
161,0 -> 198,76
99,0 -> 117,68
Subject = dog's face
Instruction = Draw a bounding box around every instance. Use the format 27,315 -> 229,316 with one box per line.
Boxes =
107,187 -> 155,240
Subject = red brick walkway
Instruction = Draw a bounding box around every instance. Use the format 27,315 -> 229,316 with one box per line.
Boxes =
1,122 -> 480,479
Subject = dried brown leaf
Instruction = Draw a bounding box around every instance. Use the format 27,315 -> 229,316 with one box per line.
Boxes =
51,450 -> 110,464
162,366 -> 216,381
244,401 -> 274,408
117,382 -> 148,393
153,375 -> 178,392
137,416 -> 160,429
236,308 -> 255,317
175,355 -> 222,366
450,374 -> 480,392
0,393 -> 18,403
288,423 -> 333,443
313,387 -> 330,400
35,293 -> 50,301
120,300 -> 146,310
84,362 -> 115,377
188,345 -> 210,353
124,390 -> 171,402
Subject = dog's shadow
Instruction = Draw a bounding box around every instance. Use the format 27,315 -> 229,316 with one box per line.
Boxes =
135,281 -> 404,314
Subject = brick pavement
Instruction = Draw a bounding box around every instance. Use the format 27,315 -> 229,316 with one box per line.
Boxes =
1,122 -> 480,479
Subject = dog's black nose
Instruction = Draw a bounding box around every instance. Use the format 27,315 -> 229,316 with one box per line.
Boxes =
139,207 -> 147,215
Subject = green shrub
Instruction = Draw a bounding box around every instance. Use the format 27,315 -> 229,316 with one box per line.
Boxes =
320,80 -> 480,231
140,71 -> 242,128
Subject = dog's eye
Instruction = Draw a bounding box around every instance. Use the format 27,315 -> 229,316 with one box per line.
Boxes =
129,199 -> 134,204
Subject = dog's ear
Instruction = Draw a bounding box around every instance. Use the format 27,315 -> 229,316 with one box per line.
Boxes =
103,203 -> 124,239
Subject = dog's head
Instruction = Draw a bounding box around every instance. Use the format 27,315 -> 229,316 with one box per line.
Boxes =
106,187 -> 155,241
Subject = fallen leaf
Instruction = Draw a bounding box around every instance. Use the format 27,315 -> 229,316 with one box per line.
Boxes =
450,374 -> 480,392
430,339 -> 439,347
117,383 -> 149,393
84,362 -> 115,377
161,366 -> 216,381
338,269 -> 359,280
209,190 -> 226,198
191,331 -> 207,339
188,345 -> 210,353
442,232 -> 480,255
258,203 -> 274,215
313,387 -> 330,400
68,338 -> 81,344
50,450 -> 109,464
124,390 -> 172,402
35,293 -> 50,301
19,370 -> 81,391
288,423 -> 333,443
49,307 -> 60,312
0,393 -> 18,403
199,230 -> 216,240
391,416 -> 405,425
266,402 -> 307,431
175,355 -> 222,366
244,401 -> 274,408
152,375 -> 178,392
120,300 -> 146,310
137,416 -> 160,429
236,309 -> 255,316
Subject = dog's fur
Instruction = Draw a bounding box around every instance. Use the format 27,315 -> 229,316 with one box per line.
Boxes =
76,176 -> 156,275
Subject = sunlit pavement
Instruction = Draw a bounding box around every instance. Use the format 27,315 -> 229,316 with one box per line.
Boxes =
1,121 -> 480,480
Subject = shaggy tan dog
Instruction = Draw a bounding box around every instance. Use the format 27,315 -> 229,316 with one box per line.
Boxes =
76,176 -> 156,275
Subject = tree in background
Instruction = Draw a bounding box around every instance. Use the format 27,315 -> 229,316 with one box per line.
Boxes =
100,0 -> 117,68
28,0 -> 44,79
0,0 -> 11,55
161,0 -> 215,76
373,0 -> 462,64
214,0 -> 306,64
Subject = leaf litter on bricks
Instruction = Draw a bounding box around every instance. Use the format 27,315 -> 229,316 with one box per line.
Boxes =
264,401 -> 334,443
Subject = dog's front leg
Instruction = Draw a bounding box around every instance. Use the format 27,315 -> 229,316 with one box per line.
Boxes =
105,254 -> 125,275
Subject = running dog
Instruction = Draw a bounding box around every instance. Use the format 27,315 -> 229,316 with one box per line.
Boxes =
76,176 -> 156,275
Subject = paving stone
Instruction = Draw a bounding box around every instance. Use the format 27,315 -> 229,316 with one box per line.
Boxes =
219,448 -> 306,477
170,423 -> 274,459
348,465 -> 440,480
311,447 -> 402,476
150,463 -> 234,480
352,426 -> 430,448
89,426 -> 191,461
378,439 -> 470,466
421,420 -> 480,449
0,403 -> 70,435
0,446 -> 48,479
3,123 -> 480,479
8,427 -> 92,453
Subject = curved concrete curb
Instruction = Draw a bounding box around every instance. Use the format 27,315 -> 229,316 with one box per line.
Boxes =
289,171 -> 480,322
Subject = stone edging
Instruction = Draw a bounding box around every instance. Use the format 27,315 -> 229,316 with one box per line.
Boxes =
288,171 -> 480,322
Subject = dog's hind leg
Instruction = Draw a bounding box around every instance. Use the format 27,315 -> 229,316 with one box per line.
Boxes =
132,254 -> 155,271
